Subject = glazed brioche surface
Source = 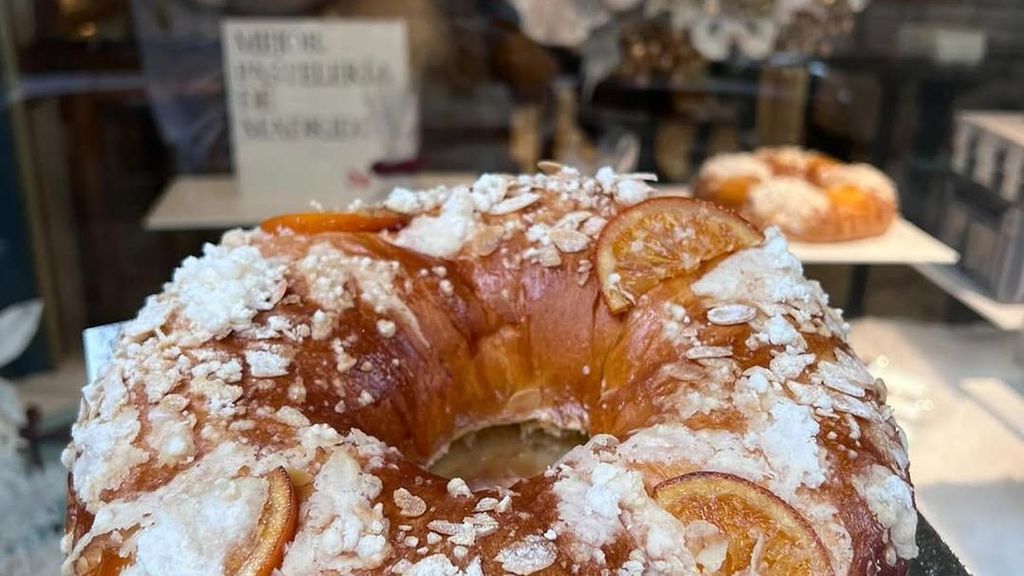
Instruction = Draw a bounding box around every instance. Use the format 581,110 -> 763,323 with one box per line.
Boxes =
64,166 -> 916,576
693,147 -> 899,242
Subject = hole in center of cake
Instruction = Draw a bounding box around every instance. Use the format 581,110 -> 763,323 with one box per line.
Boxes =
427,420 -> 588,490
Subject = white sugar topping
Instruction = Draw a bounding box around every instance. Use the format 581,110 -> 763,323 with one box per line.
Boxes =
298,243 -> 357,312
760,399 -> 828,496
552,437 -> 694,571
748,177 -> 829,233
280,448 -> 390,574
815,349 -> 874,398
124,296 -> 173,339
386,167 -> 654,261
495,535 -> 558,574
71,409 -> 148,505
165,242 -> 285,340
854,464 -> 918,561
759,146 -> 811,171
470,173 -> 509,212
396,553 -> 482,575
393,187 -> 478,258
244,349 -> 291,378
64,441 -> 257,573
699,152 -> 772,183
66,163 -> 912,576
552,456 -> 633,554
145,395 -> 196,466
301,243 -> 422,342
127,476 -> 267,576
446,477 -> 473,498
683,521 -> 728,573
311,309 -> 333,340
691,228 -> 845,336
393,488 -> 427,517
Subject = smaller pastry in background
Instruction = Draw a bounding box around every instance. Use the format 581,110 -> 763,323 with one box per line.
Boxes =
693,146 -> 898,242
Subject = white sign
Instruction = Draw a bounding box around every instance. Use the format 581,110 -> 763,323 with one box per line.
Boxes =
223,19 -> 413,201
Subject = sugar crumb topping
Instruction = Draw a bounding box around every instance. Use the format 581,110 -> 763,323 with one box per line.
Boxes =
446,477 -> 473,498
495,535 -> 558,575
281,448 -> 390,574
67,166 -> 911,576
129,475 -> 267,576
244,349 -> 291,378
854,464 -> 918,562
166,242 -> 286,341
384,166 -> 655,262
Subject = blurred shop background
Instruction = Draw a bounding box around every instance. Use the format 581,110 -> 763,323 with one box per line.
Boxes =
0,0 -> 1022,574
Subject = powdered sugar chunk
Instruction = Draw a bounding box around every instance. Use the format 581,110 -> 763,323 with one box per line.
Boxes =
124,296 -> 173,339
129,475 -> 267,576
166,242 -> 286,340
301,243 -> 422,342
495,535 -> 557,574
145,395 -> 196,466
310,309 -> 333,340
280,448 -> 390,574
447,477 -> 473,498
395,554 -> 462,575
393,488 -> 427,517
552,437 -> 694,571
769,350 -> 816,381
854,464 -> 918,561
759,399 -> 828,498
691,227 -> 845,337
469,173 -> 509,212
298,243 -> 356,313
595,166 -> 654,206
244,349 -> 290,378
394,187 -> 478,258
71,409 -> 149,504
686,346 -> 732,360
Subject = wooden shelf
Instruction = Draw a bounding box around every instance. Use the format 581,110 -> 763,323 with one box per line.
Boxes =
913,263 -> 1024,331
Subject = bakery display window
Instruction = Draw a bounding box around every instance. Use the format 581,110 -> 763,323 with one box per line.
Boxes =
1,1 -> 1021,575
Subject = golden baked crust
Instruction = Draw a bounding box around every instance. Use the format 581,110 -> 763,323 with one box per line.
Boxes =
63,166 -> 916,575
693,148 -> 898,243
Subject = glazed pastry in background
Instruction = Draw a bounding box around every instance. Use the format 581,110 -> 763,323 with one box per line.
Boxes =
63,165 -> 916,575
693,147 -> 899,242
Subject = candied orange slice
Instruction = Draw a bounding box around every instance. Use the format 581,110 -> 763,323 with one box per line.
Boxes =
260,211 -> 406,234
234,467 -> 299,576
653,472 -> 834,576
596,197 -> 761,313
